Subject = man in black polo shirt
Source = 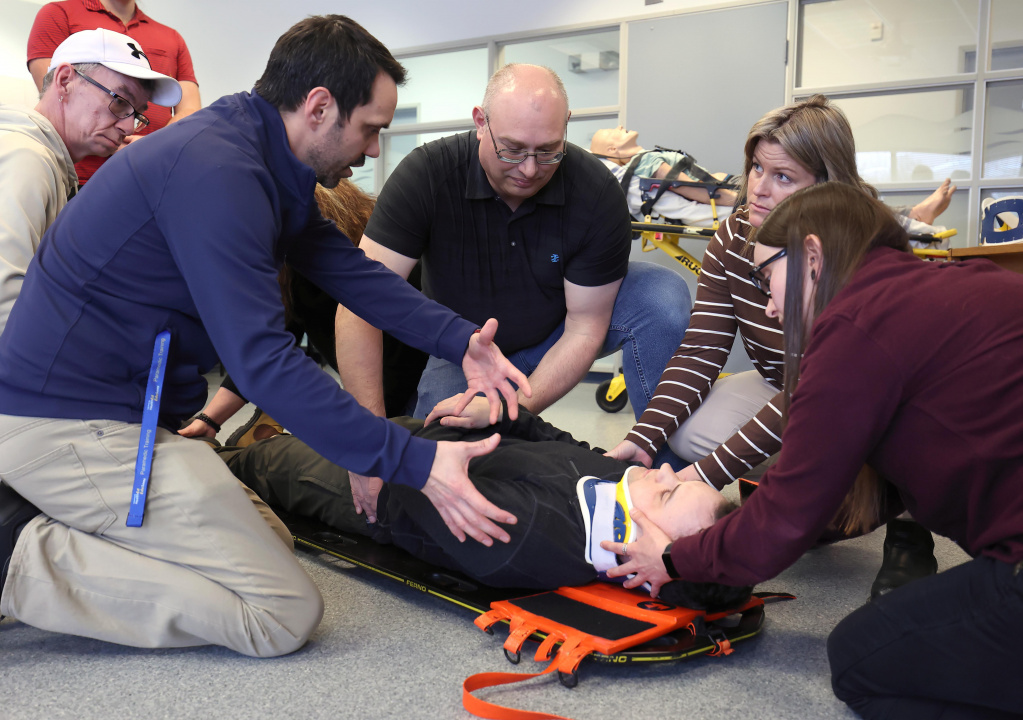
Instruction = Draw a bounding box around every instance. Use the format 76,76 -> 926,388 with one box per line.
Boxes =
336,64 -> 691,520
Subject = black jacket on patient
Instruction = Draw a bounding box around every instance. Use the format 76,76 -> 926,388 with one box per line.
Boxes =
221,410 -> 751,610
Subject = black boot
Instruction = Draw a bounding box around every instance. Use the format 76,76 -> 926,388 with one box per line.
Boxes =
1,482 -> 41,618
870,518 -> 937,600
738,477 -> 758,504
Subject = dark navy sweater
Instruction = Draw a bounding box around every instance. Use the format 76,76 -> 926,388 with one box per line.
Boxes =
0,91 -> 476,489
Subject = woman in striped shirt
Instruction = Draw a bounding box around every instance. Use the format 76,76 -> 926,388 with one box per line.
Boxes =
608,94 -> 950,598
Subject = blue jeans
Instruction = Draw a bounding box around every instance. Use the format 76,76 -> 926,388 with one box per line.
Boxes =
412,262 -> 691,420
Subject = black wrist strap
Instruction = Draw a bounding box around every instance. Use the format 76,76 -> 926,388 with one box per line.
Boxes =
194,412 -> 221,433
663,542 -> 681,579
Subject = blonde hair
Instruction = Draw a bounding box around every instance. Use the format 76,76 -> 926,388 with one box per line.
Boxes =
737,94 -> 877,209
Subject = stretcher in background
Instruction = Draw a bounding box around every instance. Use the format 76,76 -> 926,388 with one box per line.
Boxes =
629,149 -> 740,231
597,219 -> 713,414
596,155 -> 738,414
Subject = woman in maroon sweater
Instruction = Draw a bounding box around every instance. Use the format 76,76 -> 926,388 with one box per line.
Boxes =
612,95 -> 950,599
606,183 -> 1023,718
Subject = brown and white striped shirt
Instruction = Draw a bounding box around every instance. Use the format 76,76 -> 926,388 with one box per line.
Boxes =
627,209 -> 786,488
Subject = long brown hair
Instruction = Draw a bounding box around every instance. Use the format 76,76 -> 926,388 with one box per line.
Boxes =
758,182 -> 909,533
737,94 -> 877,210
314,181 -> 375,244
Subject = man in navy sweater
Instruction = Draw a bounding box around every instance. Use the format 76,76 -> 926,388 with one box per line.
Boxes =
0,15 -> 528,657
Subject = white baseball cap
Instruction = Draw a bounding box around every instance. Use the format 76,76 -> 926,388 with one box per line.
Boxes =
47,28 -> 182,107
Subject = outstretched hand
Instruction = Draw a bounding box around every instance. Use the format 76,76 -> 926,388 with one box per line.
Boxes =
422,433 -> 517,545
458,318 -> 531,424
601,508 -> 673,597
605,439 -> 654,467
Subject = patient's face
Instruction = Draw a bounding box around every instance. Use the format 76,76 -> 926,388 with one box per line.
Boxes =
628,465 -> 726,541
591,126 -> 641,158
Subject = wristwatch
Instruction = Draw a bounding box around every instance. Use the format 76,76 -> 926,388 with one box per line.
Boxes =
662,543 -> 681,579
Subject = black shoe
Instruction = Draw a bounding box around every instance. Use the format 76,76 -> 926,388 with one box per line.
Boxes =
870,519 -> 937,600
738,477 -> 758,504
1,482 -> 42,616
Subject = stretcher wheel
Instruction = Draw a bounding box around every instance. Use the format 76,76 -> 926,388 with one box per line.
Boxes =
596,379 -> 628,413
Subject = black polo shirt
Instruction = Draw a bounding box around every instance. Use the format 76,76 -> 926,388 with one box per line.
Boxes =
365,131 -> 632,353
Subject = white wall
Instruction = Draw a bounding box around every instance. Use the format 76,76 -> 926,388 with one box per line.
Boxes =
1,0 -> 48,102
1,0 -> 751,106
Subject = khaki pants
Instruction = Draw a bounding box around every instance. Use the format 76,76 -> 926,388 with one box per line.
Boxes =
668,370 -> 778,475
0,414 -> 323,657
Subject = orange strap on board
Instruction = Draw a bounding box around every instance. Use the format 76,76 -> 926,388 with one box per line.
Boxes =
462,582 -> 777,720
462,662 -> 570,720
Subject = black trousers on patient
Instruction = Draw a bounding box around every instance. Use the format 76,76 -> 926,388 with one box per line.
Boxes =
218,412 -> 626,590
828,555 -> 1023,719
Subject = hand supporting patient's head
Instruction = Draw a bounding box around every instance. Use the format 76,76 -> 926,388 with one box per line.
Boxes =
589,126 -> 643,162
625,464 -> 735,542
618,466 -> 747,610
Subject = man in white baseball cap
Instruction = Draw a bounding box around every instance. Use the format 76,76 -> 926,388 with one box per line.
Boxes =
44,27 -> 182,108
0,28 -> 181,333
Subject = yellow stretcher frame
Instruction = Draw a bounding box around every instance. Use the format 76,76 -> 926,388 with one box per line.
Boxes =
597,221 -> 710,413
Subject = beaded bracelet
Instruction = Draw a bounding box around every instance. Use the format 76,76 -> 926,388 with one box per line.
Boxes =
193,412 -> 221,433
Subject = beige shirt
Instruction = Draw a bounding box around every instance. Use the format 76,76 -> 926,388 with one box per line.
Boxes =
0,104 -> 77,333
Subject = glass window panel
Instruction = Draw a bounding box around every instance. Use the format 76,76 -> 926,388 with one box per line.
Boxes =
396,49 -> 488,125
798,0 -> 979,87
499,30 -> 619,109
991,0 -> 1023,71
983,80 -> 1023,180
831,90 -> 973,183
348,159 -> 376,194
382,130 -> 469,185
567,116 -> 618,152
876,189 -> 969,248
